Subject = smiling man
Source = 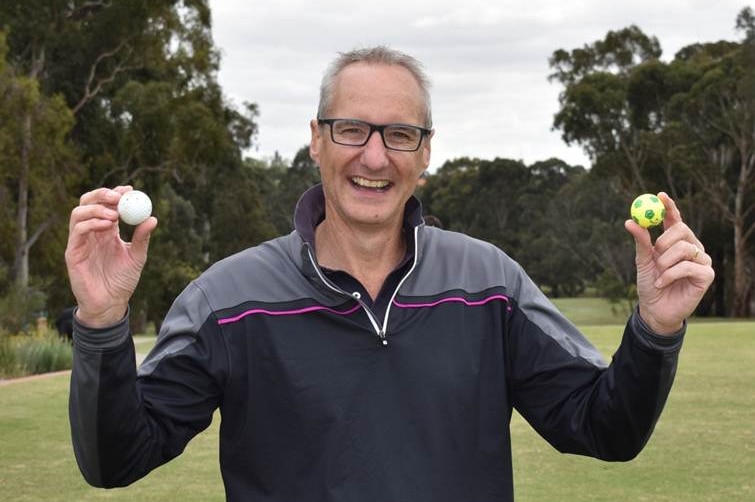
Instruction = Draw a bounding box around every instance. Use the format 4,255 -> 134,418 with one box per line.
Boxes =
310,55 -> 433,302
66,46 -> 714,501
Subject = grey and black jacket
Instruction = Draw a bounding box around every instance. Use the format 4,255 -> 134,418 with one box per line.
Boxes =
70,184 -> 684,501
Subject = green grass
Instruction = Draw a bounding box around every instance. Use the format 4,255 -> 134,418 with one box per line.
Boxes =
0,376 -> 224,501
1,315 -> 753,501
551,296 -> 633,326
511,321 -> 755,501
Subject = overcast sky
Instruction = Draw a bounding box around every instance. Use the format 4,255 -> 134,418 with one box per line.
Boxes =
208,1 -> 747,170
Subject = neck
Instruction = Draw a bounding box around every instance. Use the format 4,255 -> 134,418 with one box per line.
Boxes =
315,219 -> 406,300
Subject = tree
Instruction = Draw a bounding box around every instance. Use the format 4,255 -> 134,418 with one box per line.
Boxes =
0,30 -> 75,290
519,159 -> 592,297
550,11 -> 755,317
550,26 -> 663,194
0,1 -> 263,324
420,157 -> 534,261
674,9 -> 755,316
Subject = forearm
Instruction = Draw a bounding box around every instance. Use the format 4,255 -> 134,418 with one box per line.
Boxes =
591,308 -> 684,459
69,311 -> 169,487
511,307 -> 684,461
551,309 -> 684,460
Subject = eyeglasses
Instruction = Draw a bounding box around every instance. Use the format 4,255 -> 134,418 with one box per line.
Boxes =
317,118 -> 431,152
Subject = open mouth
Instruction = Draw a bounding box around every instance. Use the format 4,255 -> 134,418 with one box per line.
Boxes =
351,176 -> 392,190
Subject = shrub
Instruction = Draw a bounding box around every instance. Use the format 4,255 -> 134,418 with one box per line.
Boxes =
15,332 -> 73,375
0,286 -> 47,334
0,331 -> 19,377
0,330 -> 73,378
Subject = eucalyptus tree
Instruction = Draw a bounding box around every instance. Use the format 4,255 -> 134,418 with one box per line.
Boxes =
550,9 -> 755,316
549,25 -> 663,194
671,8 -> 755,316
0,30 -> 75,292
0,1 -> 261,322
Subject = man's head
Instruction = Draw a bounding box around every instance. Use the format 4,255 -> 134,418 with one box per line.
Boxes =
310,46 -> 434,231
317,46 -> 433,129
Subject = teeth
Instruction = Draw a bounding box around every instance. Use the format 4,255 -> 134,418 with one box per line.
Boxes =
352,176 -> 390,188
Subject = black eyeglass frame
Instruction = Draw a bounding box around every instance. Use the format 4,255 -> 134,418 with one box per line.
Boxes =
317,118 -> 432,152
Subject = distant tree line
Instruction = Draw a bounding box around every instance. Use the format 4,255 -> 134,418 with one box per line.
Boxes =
0,2 -> 752,334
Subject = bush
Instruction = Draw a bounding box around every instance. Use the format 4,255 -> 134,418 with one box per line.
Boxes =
0,286 -> 47,334
593,270 -> 635,317
0,330 -> 72,378
16,332 -> 73,375
0,332 -> 18,377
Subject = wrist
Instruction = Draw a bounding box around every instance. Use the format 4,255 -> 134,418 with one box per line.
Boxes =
75,305 -> 128,329
637,308 -> 684,336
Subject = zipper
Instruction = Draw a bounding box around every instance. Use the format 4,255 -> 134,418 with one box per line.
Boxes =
379,226 -> 420,343
304,226 -> 420,347
305,245 -> 386,345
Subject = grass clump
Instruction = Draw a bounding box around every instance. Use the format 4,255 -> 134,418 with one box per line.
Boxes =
0,330 -> 72,378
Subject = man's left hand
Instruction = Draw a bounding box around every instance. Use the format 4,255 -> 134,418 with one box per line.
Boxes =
625,192 -> 716,335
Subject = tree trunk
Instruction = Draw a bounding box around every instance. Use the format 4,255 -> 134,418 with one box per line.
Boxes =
731,222 -> 752,317
731,157 -> 753,317
12,111 -> 32,289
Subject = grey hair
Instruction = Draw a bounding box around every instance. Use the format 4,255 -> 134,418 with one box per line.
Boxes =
317,46 -> 433,128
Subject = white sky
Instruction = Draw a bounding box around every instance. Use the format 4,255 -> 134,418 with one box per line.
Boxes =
208,0 -> 747,170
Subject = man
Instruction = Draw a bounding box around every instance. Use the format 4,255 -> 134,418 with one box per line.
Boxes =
66,46 -> 715,501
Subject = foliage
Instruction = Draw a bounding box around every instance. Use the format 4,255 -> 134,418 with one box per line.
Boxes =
549,8 -> 755,316
0,3 -> 752,321
0,329 -> 72,378
248,145 -> 322,236
0,1 -> 263,325
0,30 -> 77,290
0,333 -> 15,376
14,331 -> 73,375
0,284 -> 47,334
593,270 -> 636,317
420,157 -> 612,297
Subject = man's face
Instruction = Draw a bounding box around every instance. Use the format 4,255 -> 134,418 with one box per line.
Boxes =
309,62 -> 433,231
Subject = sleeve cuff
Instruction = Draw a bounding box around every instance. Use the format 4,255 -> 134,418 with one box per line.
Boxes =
629,306 -> 686,354
72,306 -> 132,352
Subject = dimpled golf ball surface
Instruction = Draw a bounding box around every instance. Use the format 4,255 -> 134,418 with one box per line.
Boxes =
631,193 -> 665,228
118,190 -> 152,225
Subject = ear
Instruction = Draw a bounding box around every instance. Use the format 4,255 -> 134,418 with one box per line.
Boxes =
309,119 -> 322,165
421,129 -> 434,169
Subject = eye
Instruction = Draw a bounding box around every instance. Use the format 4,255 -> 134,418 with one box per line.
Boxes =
386,126 -> 420,143
334,120 -> 369,138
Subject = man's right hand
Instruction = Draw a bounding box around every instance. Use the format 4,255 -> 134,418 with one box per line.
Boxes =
65,186 -> 158,328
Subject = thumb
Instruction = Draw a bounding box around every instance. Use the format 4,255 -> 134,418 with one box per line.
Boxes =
624,219 -> 653,265
130,216 -> 158,260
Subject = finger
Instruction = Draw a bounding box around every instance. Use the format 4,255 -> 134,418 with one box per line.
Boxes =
79,187 -> 126,208
65,218 -> 119,264
655,240 -> 713,279
653,218 -> 706,261
654,259 -> 716,290
112,185 -> 134,194
658,192 -> 682,229
624,219 -> 654,265
69,203 -> 120,234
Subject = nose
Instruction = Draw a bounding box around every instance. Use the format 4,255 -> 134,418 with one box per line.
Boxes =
360,129 -> 390,170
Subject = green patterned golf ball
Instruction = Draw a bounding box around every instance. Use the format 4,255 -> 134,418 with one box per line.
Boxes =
630,193 -> 665,228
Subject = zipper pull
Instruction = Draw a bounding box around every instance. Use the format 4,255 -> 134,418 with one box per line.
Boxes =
379,330 -> 388,347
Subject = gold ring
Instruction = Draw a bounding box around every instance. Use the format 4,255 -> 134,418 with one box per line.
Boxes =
693,246 -> 700,260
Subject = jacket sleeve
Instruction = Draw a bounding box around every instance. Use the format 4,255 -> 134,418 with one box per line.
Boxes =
69,282 -> 228,487
506,276 -> 684,461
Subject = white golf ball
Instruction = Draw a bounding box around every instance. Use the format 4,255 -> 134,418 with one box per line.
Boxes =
117,190 -> 152,226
